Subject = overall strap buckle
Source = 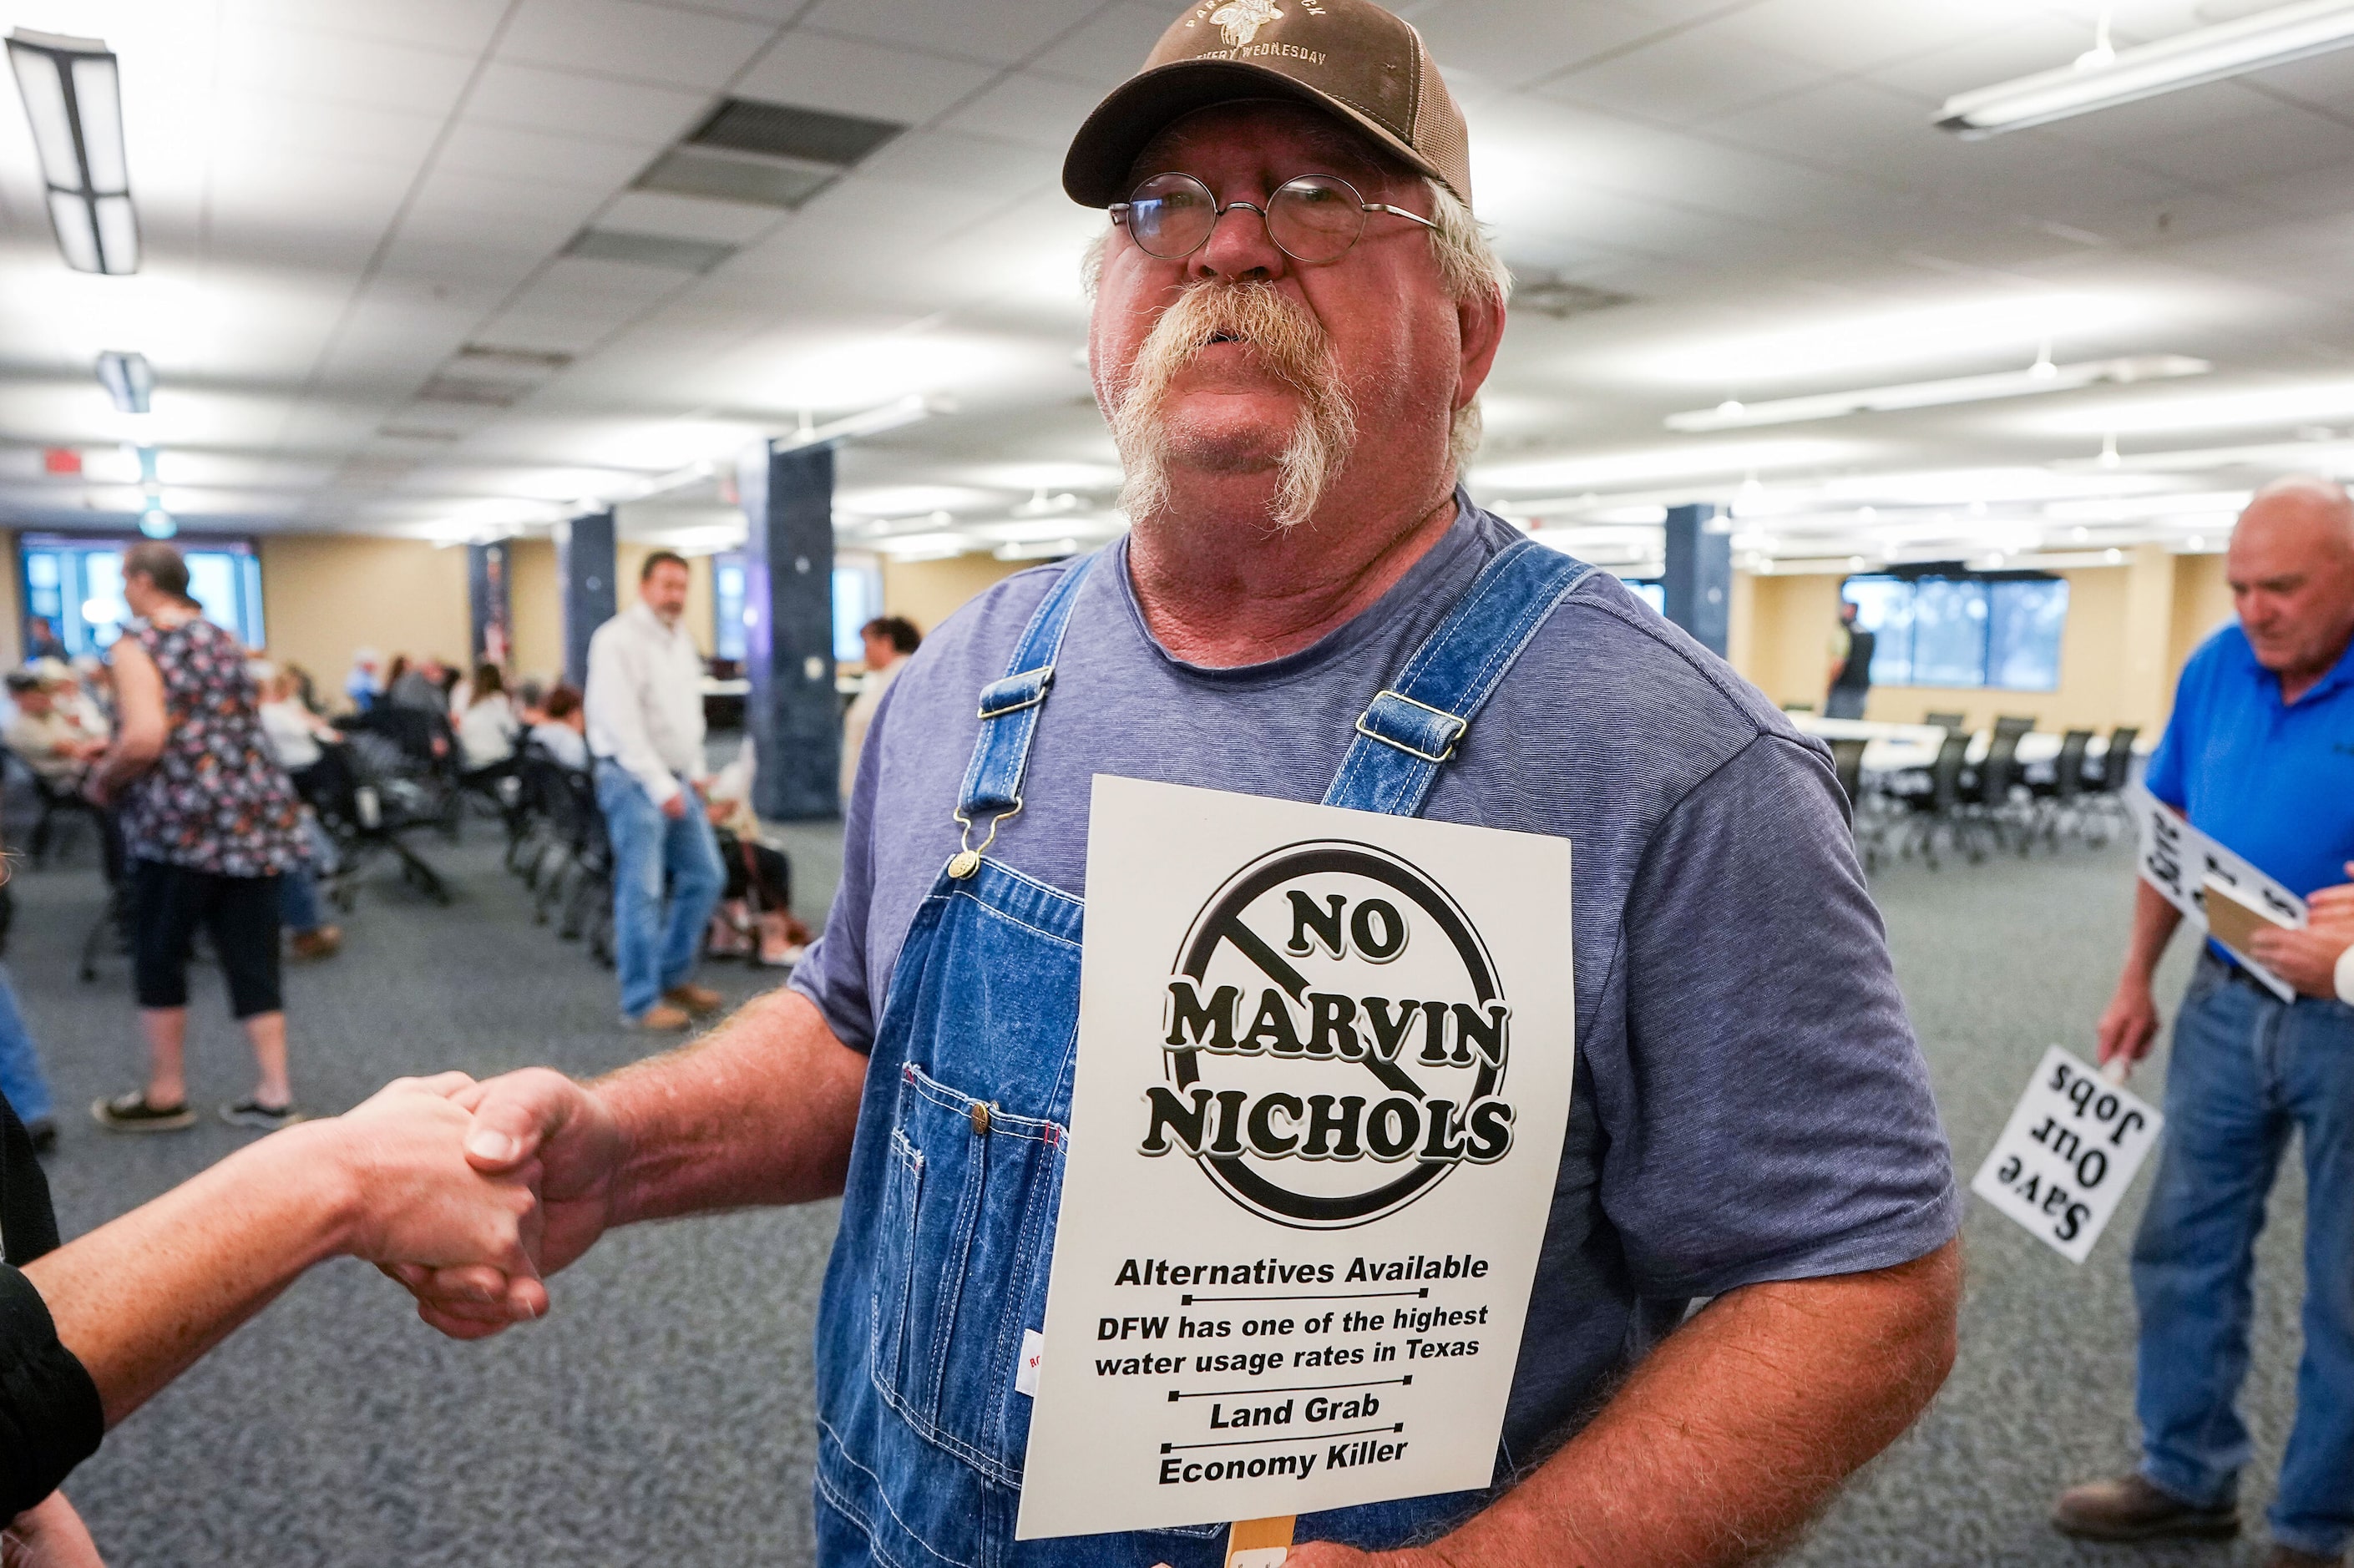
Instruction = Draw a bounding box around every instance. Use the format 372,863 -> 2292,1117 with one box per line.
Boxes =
977,665 -> 1054,721
1354,689 -> 1470,764
948,554 -> 1101,875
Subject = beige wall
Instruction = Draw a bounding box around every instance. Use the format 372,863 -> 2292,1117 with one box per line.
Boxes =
506,537 -> 560,683
1729,559 -> 2220,736
0,529 -> 18,668
880,554 -> 1032,650
257,534 -> 469,704
2169,552 -> 2234,675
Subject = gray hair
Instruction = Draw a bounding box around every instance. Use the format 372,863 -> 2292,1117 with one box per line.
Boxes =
1078,176 -> 1511,477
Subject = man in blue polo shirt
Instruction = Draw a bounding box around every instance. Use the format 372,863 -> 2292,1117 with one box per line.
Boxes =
2057,476 -> 2354,1567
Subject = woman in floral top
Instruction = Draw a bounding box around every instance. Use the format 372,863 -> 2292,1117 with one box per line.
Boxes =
84,543 -> 309,1132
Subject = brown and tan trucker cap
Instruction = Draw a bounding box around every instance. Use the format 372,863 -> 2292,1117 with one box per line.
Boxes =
1061,0 -> 1472,210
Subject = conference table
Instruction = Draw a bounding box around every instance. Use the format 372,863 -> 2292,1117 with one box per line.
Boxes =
1791,715 -> 2142,781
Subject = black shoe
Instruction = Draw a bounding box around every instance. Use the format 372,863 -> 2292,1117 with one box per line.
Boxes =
25,1117 -> 56,1154
220,1099 -> 306,1131
93,1092 -> 198,1133
2053,1474 -> 2239,1542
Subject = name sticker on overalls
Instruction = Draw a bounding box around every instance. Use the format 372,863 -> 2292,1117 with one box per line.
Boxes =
1015,775 -> 1577,1540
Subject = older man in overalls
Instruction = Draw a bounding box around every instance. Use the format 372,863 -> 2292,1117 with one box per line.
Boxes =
398,3 -> 1963,1562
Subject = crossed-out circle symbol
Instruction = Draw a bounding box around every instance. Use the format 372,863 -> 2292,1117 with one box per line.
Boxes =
1166,839 -> 1506,1229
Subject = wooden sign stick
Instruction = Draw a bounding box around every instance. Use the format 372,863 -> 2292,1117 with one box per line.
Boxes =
1226,1515 -> 1296,1568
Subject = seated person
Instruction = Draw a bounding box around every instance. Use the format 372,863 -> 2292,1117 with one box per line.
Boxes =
513,678 -> 548,730
527,685 -> 589,772
455,665 -> 518,772
2,1075 -> 541,1561
4,672 -> 104,790
703,749 -> 811,969
255,665 -> 339,782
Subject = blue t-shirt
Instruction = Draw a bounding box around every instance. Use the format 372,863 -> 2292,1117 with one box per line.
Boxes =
792,502 -> 1958,1445
2144,622 -> 2354,898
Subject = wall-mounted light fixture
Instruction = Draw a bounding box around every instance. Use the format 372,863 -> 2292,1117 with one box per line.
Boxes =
7,29 -> 139,274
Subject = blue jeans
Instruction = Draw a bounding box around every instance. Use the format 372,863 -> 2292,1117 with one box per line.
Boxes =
279,812 -> 337,934
0,968 -> 55,1128
1825,686 -> 1867,720
2134,954 -> 2354,1557
595,762 -> 724,1020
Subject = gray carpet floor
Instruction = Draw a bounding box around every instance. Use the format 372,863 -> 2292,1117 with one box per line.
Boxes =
14,814 -> 2313,1565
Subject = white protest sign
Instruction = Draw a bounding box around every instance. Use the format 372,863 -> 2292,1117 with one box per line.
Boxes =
1971,1046 -> 2164,1264
2129,787 -> 2306,1002
1015,776 -> 1577,1540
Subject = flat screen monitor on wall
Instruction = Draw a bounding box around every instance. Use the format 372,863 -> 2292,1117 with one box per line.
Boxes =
19,534 -> 266,657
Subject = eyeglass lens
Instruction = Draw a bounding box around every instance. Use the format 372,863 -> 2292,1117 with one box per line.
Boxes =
1122,173 -> 1369,262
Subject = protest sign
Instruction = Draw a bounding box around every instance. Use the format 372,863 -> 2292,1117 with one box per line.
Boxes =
2129,787 -> 2305,1001
1972,1046 -> 2164,1264
1015,776 -> 1577,1540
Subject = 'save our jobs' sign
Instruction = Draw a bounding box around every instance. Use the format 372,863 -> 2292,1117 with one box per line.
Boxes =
1015,776 -> 1577,1540
1972,1046 -> 2164,1264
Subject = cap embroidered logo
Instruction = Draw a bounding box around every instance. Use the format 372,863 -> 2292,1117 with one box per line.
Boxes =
1210,0 -> 1284,45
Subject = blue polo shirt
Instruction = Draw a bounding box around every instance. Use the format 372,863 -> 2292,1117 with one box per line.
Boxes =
2144,621 -> 2354,898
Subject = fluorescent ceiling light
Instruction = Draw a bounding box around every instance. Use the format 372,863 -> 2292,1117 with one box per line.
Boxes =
96,349 -> 152,412
1666,355 -> 2210,432
1476,438 -> 1851,494
2049,438 -> 2354,474
873,531 -> 971,561
7,29 -> 138,275
776,394 -> 949,453
2030,377 -> 2354,437
1638,295 -> 2140,387
1937,0 -> 2354,138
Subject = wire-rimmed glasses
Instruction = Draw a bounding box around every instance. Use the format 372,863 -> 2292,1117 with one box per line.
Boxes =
1110,172 -> 1436,263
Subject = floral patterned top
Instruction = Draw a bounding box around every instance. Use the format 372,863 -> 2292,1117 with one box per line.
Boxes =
119,615 -> 307,877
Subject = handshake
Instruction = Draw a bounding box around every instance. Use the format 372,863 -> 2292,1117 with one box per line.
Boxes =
8,1068 -> 635,1566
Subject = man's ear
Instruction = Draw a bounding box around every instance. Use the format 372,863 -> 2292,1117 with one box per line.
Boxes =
1455,288 -> 1505,412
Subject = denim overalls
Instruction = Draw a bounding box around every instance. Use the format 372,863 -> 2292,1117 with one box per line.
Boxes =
813,539 -> 1594,1568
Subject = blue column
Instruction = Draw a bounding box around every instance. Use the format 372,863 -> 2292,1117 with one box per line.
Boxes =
556,509 -> 617,690
467,540 -> 513,670
1663,503 -> 1731,658
737,441 -> 838,821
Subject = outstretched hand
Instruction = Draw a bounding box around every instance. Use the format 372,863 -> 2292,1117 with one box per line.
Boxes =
380,1067 -> 625,1339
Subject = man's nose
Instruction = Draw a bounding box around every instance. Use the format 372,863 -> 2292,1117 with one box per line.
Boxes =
1191,201 -> 1287,285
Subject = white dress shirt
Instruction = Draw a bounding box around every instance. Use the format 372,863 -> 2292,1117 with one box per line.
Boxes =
257,699 -> 323,772
585,600 -> 706,806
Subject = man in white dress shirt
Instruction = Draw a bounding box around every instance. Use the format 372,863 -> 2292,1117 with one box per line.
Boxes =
584,552 -> 726,1031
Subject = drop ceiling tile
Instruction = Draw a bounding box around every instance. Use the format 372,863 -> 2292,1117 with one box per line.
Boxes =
857,129 -> 1063,197
463,62 -> 713,144
2094,105 -> 2354,188
212,94 -> 445,171
220,0 -> 510,54
1862,18 -> 2120,100
939,73 -> 1107,150
436,121 -> 665,189
1536,31 -> 1835,124
600,190 -> 787,243
217,20 -> 481,115
1699,77 -> 1980,178
1417,1 -> 1675,91
737,29 -> 1001,124
796,0 -> 1105,69
2242,48 -> 2354,119
1700,0 -> 2042,76
499,0 -> 776,90
1026,2 -> 1173,86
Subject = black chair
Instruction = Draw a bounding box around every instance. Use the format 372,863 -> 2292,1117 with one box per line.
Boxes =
0,743 -> 103,869
1992,715 -> 2038,743
1897,733 -> 1974,870
2030,728 -> 2096,847
1827,736 -> 1868,807
1962,729 -> 2035,857
2079,724 -> 2140,843
526,762 -> 613,965
1921,711 -> 1967,734
293,741 -> 452,906
348,706 -> 463,838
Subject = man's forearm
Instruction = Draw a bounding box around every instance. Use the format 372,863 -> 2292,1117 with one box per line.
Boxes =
1420,1240 -> 1960,1568
2119,880 -> 2184,984
600,988 -> 868,1227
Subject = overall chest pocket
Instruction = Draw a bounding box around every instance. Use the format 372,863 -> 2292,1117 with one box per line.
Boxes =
869,1061 -> 1068,1487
